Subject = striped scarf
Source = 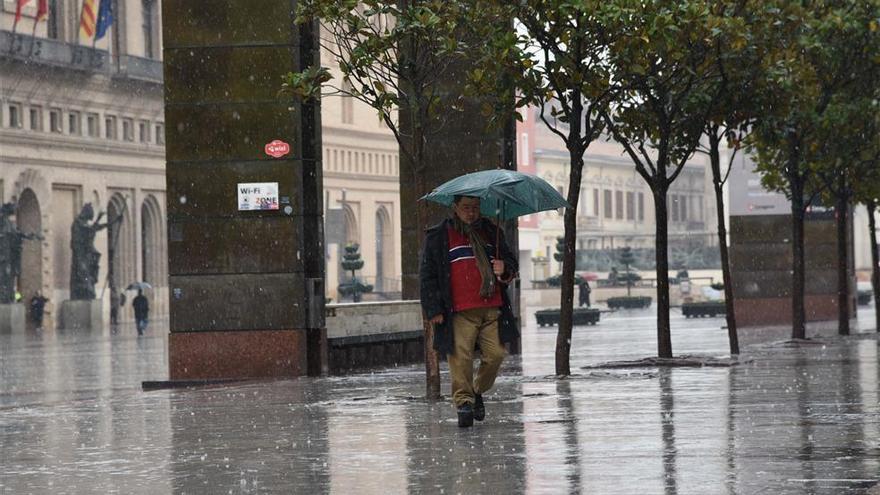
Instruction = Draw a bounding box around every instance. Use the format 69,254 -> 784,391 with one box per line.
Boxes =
452,217 -> 495,298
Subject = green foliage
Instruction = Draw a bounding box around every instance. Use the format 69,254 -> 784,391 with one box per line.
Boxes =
467,1 -> 615,137
618,247 -> 635,268
601,0 -> 719,191
341,244 -> 365,273
339,244 -> 372,302
280,0 -> 466,179
748,1 -> 880,207
553,236 -> 565,263
279,65 -> 332,101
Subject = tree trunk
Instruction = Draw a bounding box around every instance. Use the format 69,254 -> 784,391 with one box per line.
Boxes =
790,176 -> 807,340
835,182 -> 850,336
867,200 -> 880,333
654,188 -> 672,358
555,90 -> 585,376
555,150 -> 585,376
708,132 -> 739,354
413,135 -> 441,400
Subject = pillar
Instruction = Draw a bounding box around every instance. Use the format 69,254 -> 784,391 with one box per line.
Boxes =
162,1 -> 325,379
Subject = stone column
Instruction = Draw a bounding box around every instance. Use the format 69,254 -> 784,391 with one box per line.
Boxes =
162,1 -> 325,379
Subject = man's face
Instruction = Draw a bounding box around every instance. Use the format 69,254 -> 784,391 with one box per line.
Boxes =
453,197 -> 481,225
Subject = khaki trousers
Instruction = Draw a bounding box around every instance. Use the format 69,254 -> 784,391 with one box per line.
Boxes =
448,307 -> 506,407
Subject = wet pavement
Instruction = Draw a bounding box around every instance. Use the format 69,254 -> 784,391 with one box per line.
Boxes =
1,305 -> 879,494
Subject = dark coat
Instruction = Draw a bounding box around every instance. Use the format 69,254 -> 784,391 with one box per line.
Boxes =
133,295 -> 149,320
419,217 -> 518,356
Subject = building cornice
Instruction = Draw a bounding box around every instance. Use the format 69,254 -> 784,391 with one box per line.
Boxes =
0,130 -> 165,160
535,148 -> 705,170
1,154 -> 165,176
322,125 -> 399,146
324,171 -> 399,183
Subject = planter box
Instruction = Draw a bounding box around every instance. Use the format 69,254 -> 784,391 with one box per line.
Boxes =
535,308 -> 601,327
606,296 -> 652,310
857,290 -> 873,306
682,301 -> 727,318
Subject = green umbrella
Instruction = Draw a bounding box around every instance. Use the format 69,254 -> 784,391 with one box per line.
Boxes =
420,169 -> 571,220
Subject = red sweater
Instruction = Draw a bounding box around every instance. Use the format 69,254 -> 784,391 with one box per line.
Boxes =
447,226 -> 502,312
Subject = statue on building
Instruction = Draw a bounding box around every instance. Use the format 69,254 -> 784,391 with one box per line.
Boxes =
70,203 -> 120,300
0,203 -> 43,304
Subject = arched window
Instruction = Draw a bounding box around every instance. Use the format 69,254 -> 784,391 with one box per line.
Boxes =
342,204 -> 359,246
142,0 -> 158,59
141,195 -> 163,284
108,193 -> 134,323
16,189 -> 42,314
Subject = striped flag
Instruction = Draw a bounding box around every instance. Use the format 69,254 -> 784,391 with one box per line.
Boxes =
35,0 -> 48,21
12,0 -> 30,32
79,0 -> 97,39
14,0 -> 30,23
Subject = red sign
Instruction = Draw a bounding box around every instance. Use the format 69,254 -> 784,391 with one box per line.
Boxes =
264,140 -> 291,158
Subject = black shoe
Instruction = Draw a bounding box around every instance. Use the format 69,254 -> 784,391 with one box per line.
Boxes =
473,394 -> 485,421
457,404 -> 474,427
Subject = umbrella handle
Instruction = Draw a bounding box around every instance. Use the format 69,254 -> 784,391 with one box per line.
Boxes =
495,202 -> 503,273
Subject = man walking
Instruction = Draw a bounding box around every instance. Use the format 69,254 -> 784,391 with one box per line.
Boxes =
132,289 -> 149,335
29,291 -> 48,329
420,195 -> 518,427
578,277 -> 591,308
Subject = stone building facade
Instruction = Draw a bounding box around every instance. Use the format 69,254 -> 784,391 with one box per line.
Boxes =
1,0 -> 167,328
320,61 -> 401,301
1,2 -> 405,327
516,105 -> 718,286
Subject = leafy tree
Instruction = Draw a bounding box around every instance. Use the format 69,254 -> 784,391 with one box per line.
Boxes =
467,0 -> 617,375
809,4 -> 880,335
816,102 -> 880,335
749,0 -> 878,339
692,0 -> 771,355
281,0 -> 466,398
860,172 -> 880,333
600,1 -> 718,358
338,244 -> 373,302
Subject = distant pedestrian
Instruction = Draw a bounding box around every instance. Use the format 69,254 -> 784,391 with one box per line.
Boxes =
578,278 -> 591,308
132,289 -> 149,335
29,291 -> 48,329
609,266 -> 619,286
420,195 -> 518,427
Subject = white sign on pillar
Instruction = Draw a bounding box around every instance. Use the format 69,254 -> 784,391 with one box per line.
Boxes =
237,182 -> 280,211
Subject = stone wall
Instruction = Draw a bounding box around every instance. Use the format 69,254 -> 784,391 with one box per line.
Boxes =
326,301 -> 424,374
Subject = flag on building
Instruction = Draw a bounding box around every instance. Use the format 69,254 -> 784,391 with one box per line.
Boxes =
14,0 -> 29,23
13,0 -> 30,32
79,0 -> 97,39
35,0 -> 48,21
94,0 -> 113,40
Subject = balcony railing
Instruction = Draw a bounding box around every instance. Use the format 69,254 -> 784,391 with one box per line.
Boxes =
1,30 -> 162,84
577,215 -> 601,230
1,30 -> 108,71
115,54 -> 163,83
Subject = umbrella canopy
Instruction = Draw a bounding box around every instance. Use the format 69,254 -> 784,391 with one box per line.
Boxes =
421,169 -> 571,220
126,282 -> 152,291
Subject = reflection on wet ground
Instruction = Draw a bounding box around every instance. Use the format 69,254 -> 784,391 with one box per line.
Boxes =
1,307 -> 878,494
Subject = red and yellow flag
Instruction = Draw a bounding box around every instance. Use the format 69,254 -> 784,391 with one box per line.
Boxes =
35,0 -> 48,21
79,0 -> 97,39
14,0 -> 30,24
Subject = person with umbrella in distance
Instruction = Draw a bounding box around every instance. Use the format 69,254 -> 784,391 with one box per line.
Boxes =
420,169 -> 569,427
